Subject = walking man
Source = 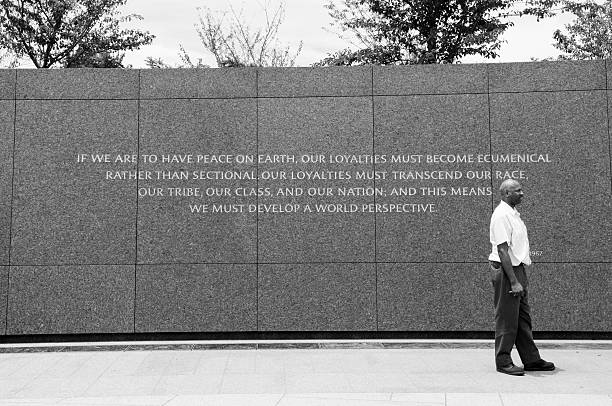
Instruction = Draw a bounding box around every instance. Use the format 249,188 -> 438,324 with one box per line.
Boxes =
489,179 -> 555,376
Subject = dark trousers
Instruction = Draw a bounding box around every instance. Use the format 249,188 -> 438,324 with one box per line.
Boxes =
490,261 -> 541,367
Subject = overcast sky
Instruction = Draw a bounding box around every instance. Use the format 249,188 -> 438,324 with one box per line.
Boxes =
120,0 -> 575,67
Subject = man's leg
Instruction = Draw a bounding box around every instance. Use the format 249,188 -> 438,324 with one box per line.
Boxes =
513,267 -> 541,364
492,262 -> 520,367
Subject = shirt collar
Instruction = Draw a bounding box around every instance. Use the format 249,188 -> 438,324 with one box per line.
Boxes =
500,200 -> 520,216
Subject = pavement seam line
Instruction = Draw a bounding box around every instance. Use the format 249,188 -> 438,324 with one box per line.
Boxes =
274,392 -> 285,406
218,350 -> 231,394
161,394 -> 178,405
82,351 -> 123,397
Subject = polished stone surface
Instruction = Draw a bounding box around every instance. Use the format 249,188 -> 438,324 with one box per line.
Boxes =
490,90 -> 611,262
17,69 -> 139,99
258,263 -> 376,331
258,96 -> 373,154
378,263 -> 492,331
257,188 -> 375,263
374,64 -> 487,95
140,68 -> 257,99
0,101 -> 13,265
1,65 -> 610,337
11,100 -> 138,265
0,267 -> 6,335
607,60 -> 612,89
528,263 -> 611,331
137,99 -> 257,264
489,60 -> 606,93
6,265 -> 134,335
374,94 -> 491,262
258,66 -> 372,97
0,70 -> 15,99
135,264 -> 257,332
608,90 -> 612,193
258,97 -> 376,263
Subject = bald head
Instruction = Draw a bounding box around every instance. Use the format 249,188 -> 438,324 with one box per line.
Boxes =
499,179 -> 521,195
499,179 -> 524,207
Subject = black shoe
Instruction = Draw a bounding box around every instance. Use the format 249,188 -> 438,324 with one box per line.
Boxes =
496,363 -> 525,376
524,359 -> 555,371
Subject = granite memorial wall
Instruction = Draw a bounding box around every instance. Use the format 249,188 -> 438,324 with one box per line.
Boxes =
0,61 -> 610,336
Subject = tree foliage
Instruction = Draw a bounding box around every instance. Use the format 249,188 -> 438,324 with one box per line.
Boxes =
316,0 -> 562,66
0,0 -> 154,68
0,49 -> 18,67
553,0 -> 612,60
145,44 -> 209,69
182,2 -> 302,68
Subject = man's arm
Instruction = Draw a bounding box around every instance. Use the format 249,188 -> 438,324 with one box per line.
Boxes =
497,242 -> 524,297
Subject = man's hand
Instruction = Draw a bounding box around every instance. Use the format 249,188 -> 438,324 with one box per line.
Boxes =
497,242 -> 524,297
509,281 -> 524,297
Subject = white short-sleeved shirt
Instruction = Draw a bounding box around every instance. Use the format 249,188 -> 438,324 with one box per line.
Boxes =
489,201 -> 532,266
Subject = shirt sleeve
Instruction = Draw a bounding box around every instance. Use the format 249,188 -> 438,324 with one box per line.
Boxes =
490,214 -> 512,247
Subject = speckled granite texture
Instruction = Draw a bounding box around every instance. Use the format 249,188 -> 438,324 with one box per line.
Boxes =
17,69 -> 139,99
374,64 -> 487,95
140,68 -> 256,99
374,94 -> 491,262
607,62 -> 612,89
378,263 -> 492,331
10,100 -> 138,265
258,96 -> 375,263
0,101 -> 13,265
489,60 -> 606,93
258,66 -> 372,97
135,264 -> 257,332
1,64 -> 610,336
0,70 -> 15,99
137,99 -> 257,264
7,265 -> 134,335
528,263 -> 611,331
258,263 -> 377,331
0,267 -> 7,335
490,90 -> 611,263
608,91 -> 612,188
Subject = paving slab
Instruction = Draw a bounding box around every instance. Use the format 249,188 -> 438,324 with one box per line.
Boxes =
0,343 -> 609,406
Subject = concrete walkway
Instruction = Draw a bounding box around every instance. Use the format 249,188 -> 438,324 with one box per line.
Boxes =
0,340 -> 610,406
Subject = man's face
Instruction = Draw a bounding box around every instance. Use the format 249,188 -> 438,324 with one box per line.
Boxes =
506,182 -> 524,206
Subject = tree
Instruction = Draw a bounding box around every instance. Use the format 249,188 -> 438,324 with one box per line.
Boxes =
316,0 -> 560,66
553,0 -> 612,60
0,0 -> 154,68
178,2 -> 302,68
65,49 -> 125,68
145,45 -> 209,69
0,49 -> 18,67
